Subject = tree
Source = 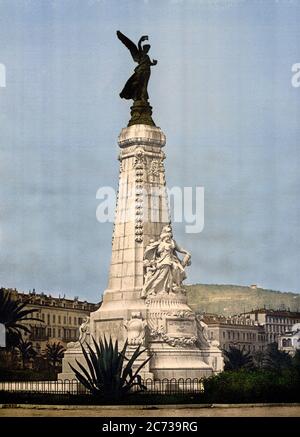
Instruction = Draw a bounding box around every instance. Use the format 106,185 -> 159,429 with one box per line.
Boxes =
45,342 -> 65,370
69,336 -> 151,399
223,345 -> 254,371
15,337 -> 36,369
252,350 -> 267,370
0,288 -> 42,348
264,343 -> 292,372
292,349 -> 300,370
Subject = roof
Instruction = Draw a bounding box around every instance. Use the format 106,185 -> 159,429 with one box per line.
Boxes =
245,308 -> 300,318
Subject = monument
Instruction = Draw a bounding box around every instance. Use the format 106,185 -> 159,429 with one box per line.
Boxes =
59,32 -> 223,380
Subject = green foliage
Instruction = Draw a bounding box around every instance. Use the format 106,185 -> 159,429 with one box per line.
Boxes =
69,336 -> 151,399
205,344 -> 300,403
252,350 -> 267,370
15,337 -> 37,369
45,342 -> 65,368
292,350 -> 300,371
223,346 -> 254,371
264,343 -> 293,371
0,288 -> 43,348
203,368 -> 300,403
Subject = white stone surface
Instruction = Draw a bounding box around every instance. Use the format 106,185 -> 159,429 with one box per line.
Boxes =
59,124 -> 224,381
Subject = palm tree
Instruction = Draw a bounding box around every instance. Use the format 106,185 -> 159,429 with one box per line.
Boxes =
223,345 -> 254,371
70,336 -> 151,399
0,288 -> 42,348
15,337 -> 37,369
45,342 -> 65,370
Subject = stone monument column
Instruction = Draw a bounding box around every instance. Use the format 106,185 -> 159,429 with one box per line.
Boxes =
89,124 -> 169,347
59,31 -> 224,380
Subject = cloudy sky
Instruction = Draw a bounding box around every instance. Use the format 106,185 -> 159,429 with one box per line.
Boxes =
0,0 -> 300,302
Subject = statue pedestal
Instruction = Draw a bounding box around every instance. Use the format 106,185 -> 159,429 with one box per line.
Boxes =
59,124 -> 224,381
128,100 -> 155,127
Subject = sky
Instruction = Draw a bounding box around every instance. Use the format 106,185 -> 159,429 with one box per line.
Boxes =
0,0 -> 300,302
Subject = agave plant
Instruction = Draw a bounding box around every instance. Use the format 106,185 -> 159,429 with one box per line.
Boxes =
0,288 -> 43,348
69,336 -> 151,398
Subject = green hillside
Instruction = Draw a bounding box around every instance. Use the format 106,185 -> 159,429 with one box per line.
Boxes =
186,284 -> 300,316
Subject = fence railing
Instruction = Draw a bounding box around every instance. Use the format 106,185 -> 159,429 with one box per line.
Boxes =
0,378 -> 204,395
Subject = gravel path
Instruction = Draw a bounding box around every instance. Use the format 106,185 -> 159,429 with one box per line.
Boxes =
1,405 -> 300,417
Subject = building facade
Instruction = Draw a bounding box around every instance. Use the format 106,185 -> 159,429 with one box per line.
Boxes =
203,313 -> 266,353
278,323 -> 300,356
6,288 -> 100,354
245,309 -> 300,344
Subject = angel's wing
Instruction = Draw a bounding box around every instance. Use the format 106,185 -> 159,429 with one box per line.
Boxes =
117,31 -> 140,62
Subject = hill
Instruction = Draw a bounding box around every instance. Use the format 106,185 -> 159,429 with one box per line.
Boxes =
186,284 -> 300,316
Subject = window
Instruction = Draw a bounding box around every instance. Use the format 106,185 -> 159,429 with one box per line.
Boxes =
74,317 -> 77,325
64,316 -> 66,324
227,331 -> 231,340
58,329 -> 61,337
58,315 -> 61,324
69,317 -> 72,325
47,314 -> 50,325
53,328 -> 56,337
53,314 -> 56,323
283,338 -> 292,347
42,313 -> 45,321
47,328 -> 51,337
223,332 -> 225,339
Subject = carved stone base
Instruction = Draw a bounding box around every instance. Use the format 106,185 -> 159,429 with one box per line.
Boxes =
58,348 -> 88,380
128,100 -> 155,127
149,344 -> 213,379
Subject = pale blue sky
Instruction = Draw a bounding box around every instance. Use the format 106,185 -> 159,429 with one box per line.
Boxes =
0,0 -> 300,301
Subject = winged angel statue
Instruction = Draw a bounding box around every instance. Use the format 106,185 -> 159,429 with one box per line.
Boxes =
116,30 -> 157,102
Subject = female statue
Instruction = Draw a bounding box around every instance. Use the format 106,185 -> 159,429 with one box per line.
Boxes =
141,225 -> 191,298
116,30 -> 157,102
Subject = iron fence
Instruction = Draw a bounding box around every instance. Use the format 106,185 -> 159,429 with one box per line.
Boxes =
0,378 -> 204,396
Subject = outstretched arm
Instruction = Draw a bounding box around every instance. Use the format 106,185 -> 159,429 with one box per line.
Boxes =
174,241 -> 190,255
174,241 -> 191,266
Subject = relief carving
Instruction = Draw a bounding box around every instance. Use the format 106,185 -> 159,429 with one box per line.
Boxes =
124,312 -> 147,345
67,316 -> 90,350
